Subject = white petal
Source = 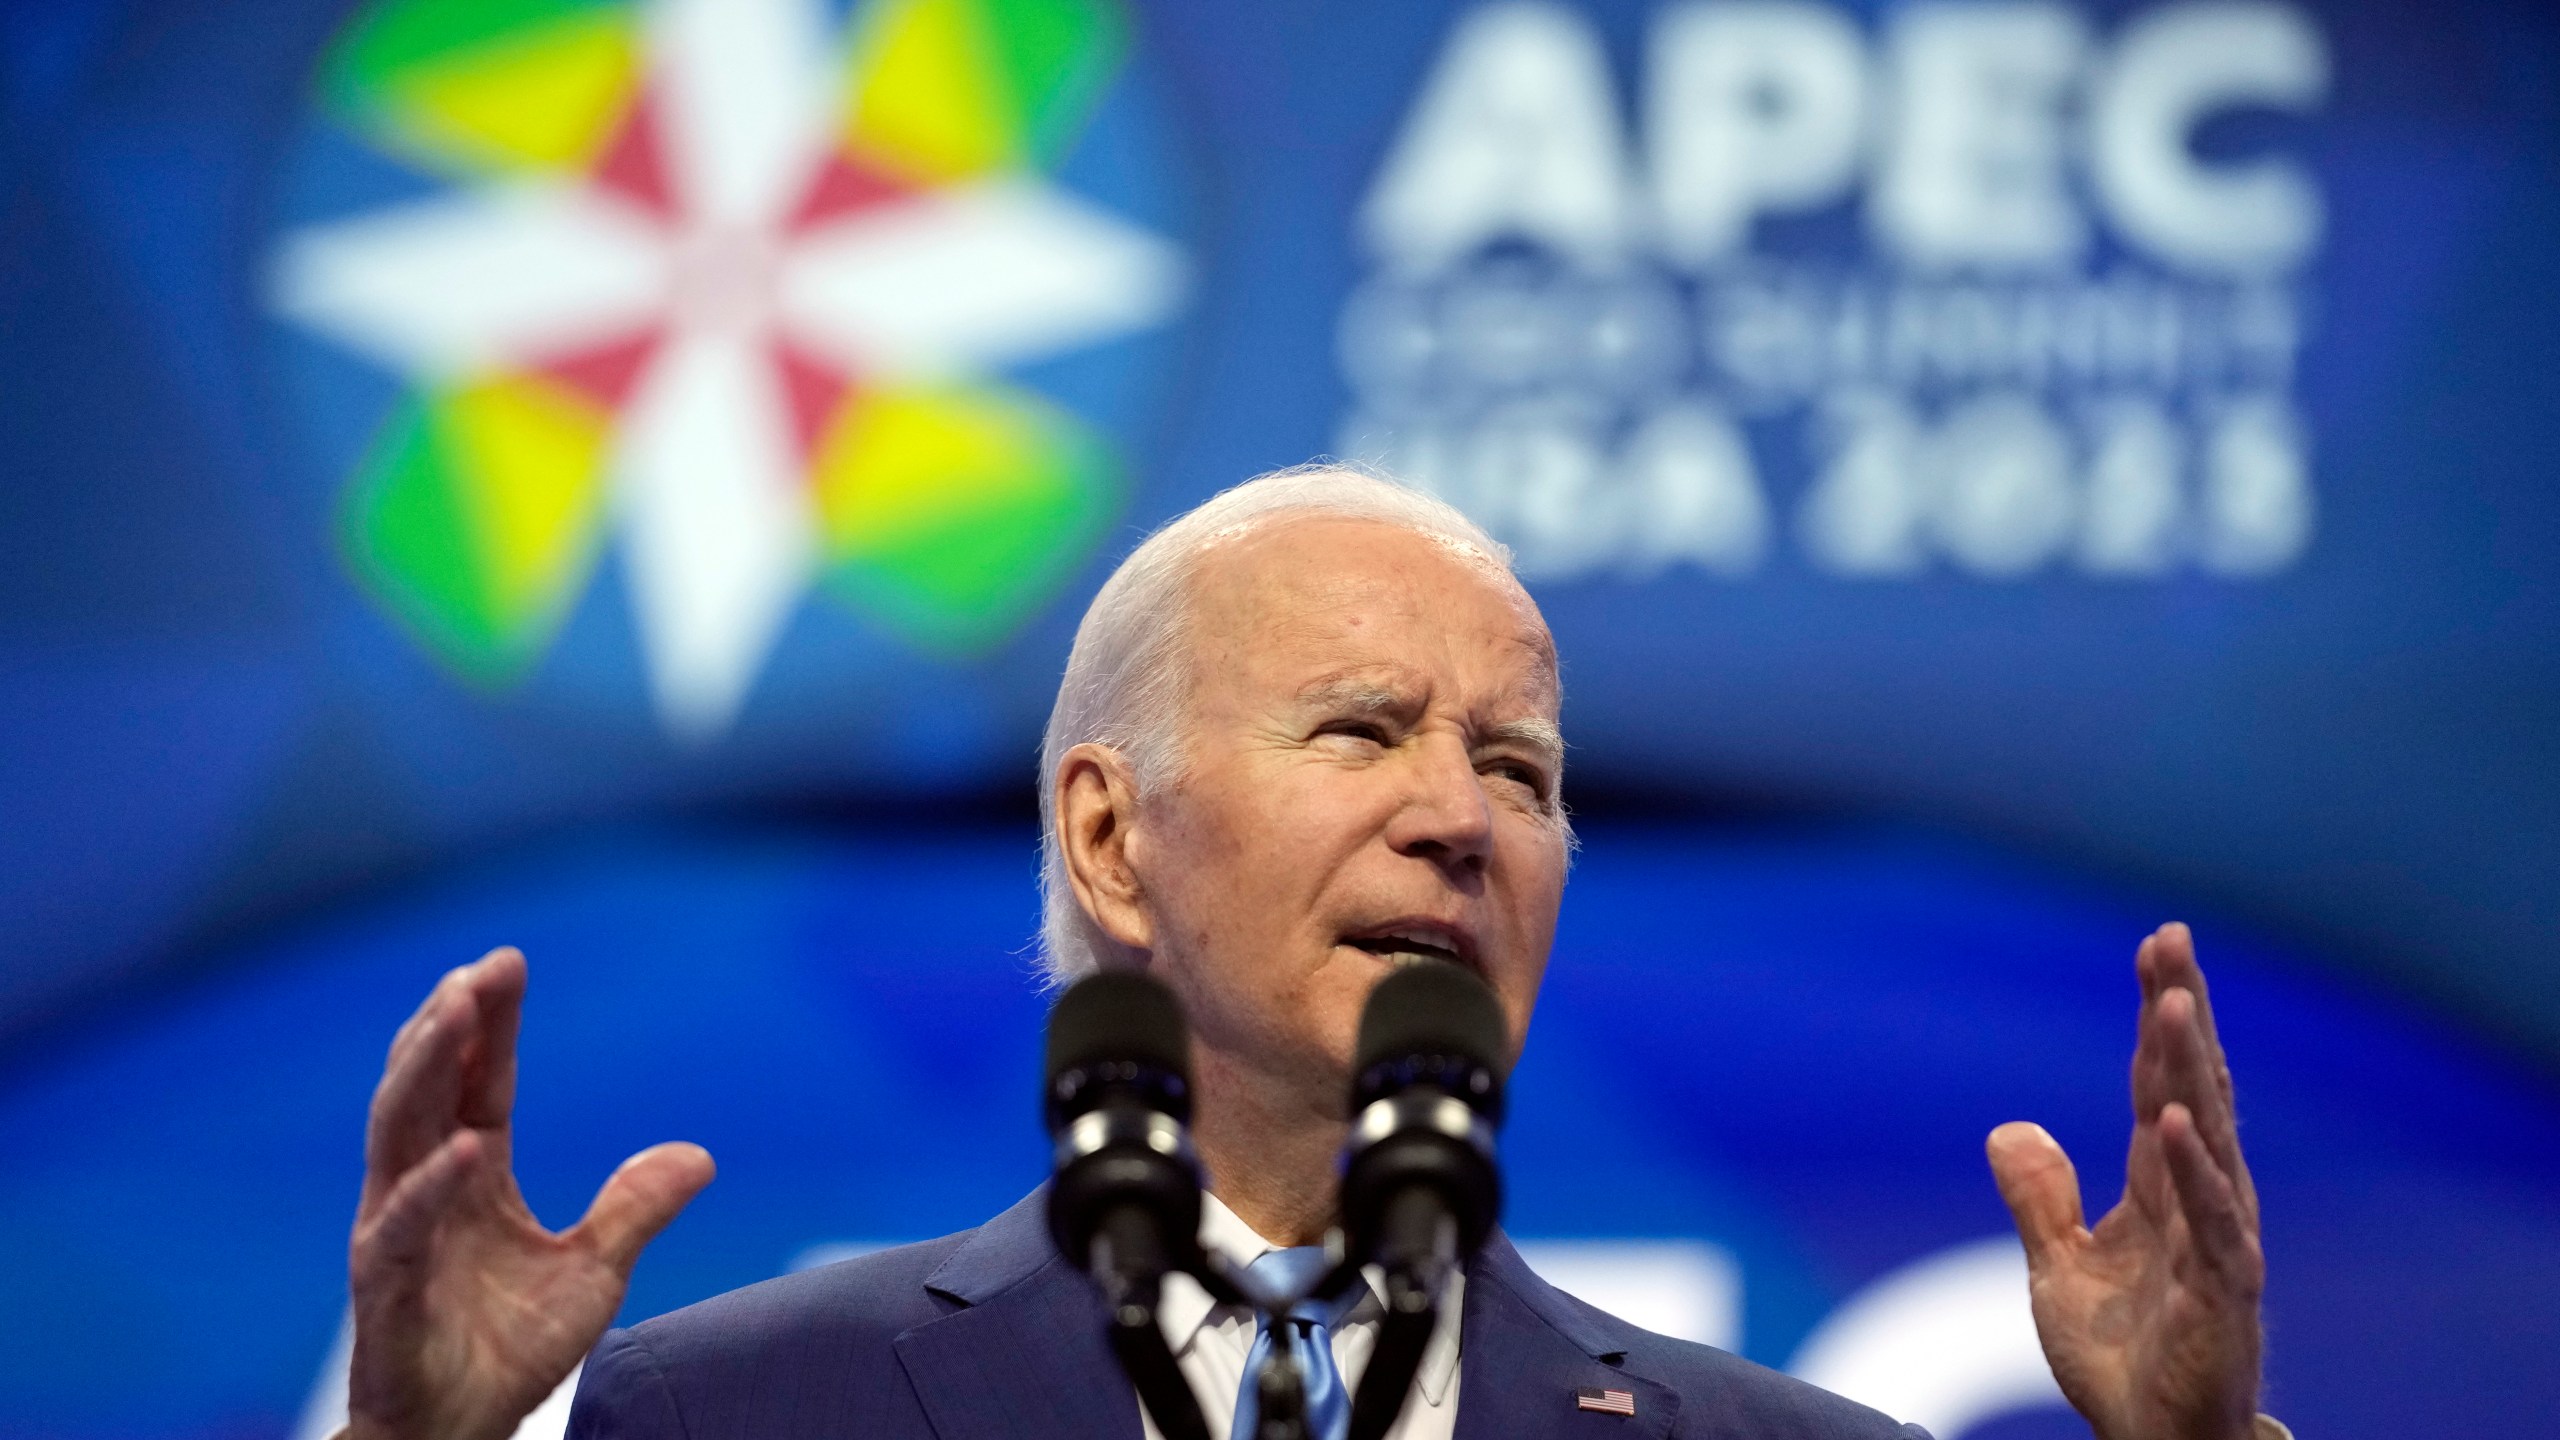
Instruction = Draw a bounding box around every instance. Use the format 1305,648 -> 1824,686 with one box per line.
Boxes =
644,0 -> 833,227
613,331 -> 814,737
270,186 -> 668,377
776,178 -> 1188,379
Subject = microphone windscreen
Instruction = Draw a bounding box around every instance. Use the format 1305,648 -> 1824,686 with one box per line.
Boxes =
1045,970 -> 1192,1093
1354,960 -> 1511,1098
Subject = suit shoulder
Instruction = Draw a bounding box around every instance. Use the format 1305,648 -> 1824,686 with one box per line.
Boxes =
570,1233 -> 979,1440
617,1231 -> 973,1370
1549,1289 -> 1926,1439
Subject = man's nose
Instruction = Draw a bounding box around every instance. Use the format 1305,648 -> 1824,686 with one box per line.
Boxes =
1385,734 -> 1494,876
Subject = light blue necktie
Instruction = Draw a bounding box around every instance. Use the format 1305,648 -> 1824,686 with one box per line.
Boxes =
1230,1246 -> 1364,1440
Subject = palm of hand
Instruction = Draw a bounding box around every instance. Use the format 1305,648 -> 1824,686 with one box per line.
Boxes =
345,952 -> 713,1440
1990,926 -> 2265,1440
349,1158 -> 614,1439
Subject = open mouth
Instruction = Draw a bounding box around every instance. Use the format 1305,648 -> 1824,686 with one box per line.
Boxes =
1343,924 -> 1472,971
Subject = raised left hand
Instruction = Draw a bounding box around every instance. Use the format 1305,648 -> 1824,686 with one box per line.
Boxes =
1987,922 -> 2265,1440
343,948 -> 714,1440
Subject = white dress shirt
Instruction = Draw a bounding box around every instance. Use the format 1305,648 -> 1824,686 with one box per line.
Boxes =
1141,1193 -> 1464,1440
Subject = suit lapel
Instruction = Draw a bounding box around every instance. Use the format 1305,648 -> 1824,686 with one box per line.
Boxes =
895,1189 -> 1144,1440
893,1201 -> 1686,1440
1452,1233 -> 1681,1440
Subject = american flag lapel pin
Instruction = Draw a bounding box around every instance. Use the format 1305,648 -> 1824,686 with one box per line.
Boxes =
1575,1387 -> 1637,1417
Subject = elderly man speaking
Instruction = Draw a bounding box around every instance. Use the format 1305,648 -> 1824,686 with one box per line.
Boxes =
339,467 -> 2276,1440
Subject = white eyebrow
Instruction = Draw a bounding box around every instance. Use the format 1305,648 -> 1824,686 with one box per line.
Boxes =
1295,677 -> 1408,715
1481,716 -> 1565,771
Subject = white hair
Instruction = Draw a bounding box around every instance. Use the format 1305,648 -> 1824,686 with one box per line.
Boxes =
1036,462 -> 1533,985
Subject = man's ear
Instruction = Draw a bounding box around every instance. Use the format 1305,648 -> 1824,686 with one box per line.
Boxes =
1056,742 -> 1153,954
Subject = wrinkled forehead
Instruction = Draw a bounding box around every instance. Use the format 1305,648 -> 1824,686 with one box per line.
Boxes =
1182,515 -> 1561,712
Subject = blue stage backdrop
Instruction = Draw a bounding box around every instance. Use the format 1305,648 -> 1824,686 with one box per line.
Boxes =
2,820 -> 2556,1440
2,0 -> 2555,1055
4,1 -> 2560,1437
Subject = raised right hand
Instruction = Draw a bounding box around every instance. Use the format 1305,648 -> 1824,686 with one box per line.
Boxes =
345,948 -> 715,1440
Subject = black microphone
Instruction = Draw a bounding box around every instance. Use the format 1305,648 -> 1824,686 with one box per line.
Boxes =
1338,960 -> 1509,1440
1044,971 -> 1211,1440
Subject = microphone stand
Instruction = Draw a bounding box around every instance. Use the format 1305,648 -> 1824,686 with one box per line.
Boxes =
1341,1192 -> 1457,1440
1091,1212 -> 1449,1440
1250,1317 -> 1312,1440
1091,1207 -> 1215,1440
1346,1266 -> 1439,1440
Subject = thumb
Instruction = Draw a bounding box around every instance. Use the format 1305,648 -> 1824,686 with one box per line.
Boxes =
573,1142 -> 715,1274
1987,1121 -> 2085,1264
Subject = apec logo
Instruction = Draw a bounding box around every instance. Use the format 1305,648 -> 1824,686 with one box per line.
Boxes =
268,0 -> 1187,737
1340,1 -> 2326,584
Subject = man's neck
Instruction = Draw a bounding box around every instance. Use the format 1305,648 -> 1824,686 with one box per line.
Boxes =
1188,1049 -> 1350,1246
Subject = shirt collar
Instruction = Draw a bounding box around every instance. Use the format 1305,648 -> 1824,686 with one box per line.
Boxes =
1155,1190 -> 1284,1355
1157,1192 -> 1462,1406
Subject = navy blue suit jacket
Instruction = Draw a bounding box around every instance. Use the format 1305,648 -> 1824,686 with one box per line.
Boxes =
567,1189 -> 1930,1440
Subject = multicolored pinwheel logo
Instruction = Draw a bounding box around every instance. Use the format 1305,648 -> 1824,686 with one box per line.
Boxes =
270,0 -> 1186,735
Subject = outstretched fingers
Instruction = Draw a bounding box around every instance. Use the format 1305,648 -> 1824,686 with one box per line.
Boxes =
365,966 -> 484,1211
356,1126 -> 485,1289
458,948 -> 526,1131
363,950 -> 532,1223
2140,924 -> 2221,1048
2160,1103 -> 2261,1295
2158,987 -> 2245,1158
571,1142 -> 716,1276
2129,932 -> 2175,1117
2137,927 -> 2235,1113
2132,927 -> 2255,1208
1988,1121 -> 2087,1267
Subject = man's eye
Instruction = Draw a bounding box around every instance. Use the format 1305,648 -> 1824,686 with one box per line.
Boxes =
1319,721 -> 1390,746
1485,759 -> 1548,796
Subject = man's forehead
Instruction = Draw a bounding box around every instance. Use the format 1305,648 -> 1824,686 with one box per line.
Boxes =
1186,517 -> 1562,714
1193,517 -> 1550,641
1287,664 -> 1559,726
